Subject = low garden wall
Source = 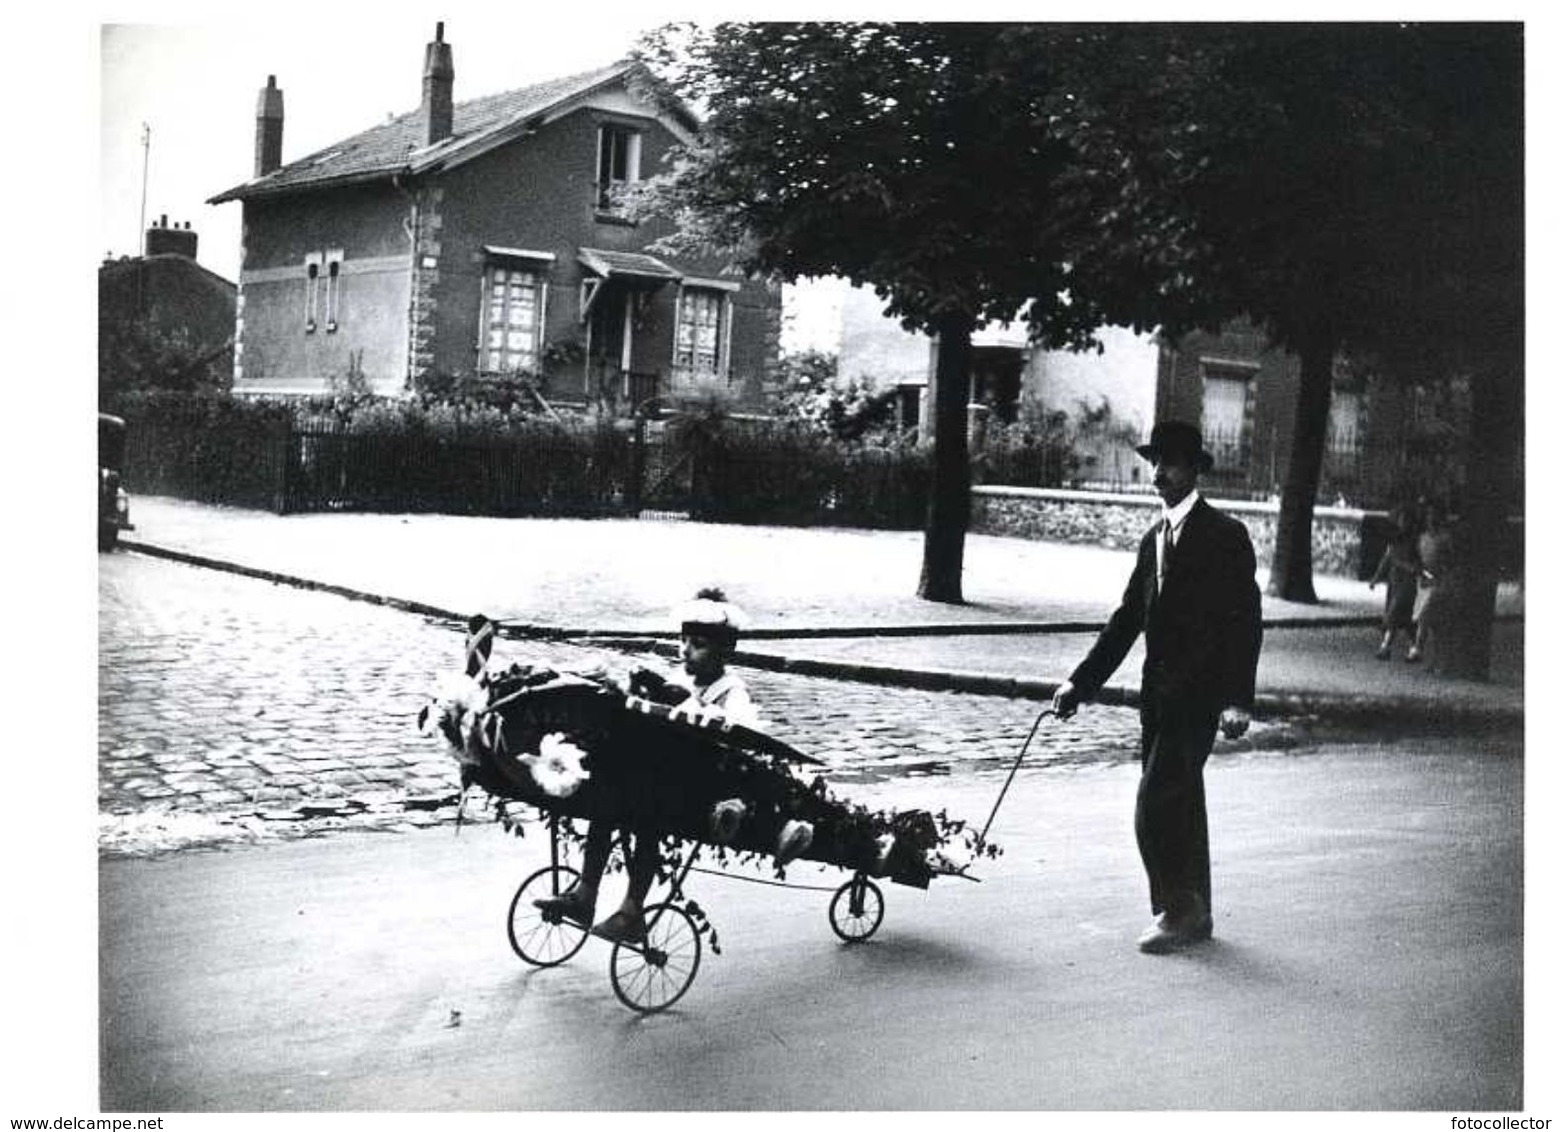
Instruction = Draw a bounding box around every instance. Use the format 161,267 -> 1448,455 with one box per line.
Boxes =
971,485 -> 1375,578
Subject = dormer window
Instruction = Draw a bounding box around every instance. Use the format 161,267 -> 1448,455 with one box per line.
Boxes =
596,123 -> 642,214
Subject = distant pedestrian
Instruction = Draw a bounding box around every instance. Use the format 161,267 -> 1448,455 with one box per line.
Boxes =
1051,421 -> 1263,954
1369,504 -> 1421,661
1409,501 -> 1457,667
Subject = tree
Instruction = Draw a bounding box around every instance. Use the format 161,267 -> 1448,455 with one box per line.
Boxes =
634,23 -> 1087,603
99,314 -> 233,403
635,23 -> 1521,671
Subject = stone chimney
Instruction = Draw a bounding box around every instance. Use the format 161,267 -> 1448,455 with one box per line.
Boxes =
255,74 -> 284,177
145,215 -> 199,259
420,23 -> 454,147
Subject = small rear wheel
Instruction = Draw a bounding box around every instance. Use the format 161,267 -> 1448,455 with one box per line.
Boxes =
609,902 -> 702,1014
508,865 -> 589,967
829,876 -> 884,943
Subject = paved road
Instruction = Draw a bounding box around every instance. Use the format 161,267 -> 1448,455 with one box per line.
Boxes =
99,553 -> 1181,855
89,553 -> 1533,1112
98,742 -> 1524,1111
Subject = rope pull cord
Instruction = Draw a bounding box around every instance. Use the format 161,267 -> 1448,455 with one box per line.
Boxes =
975,707 -> 1057,852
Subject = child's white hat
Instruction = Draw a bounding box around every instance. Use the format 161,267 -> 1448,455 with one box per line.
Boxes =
673,586 -> 746,636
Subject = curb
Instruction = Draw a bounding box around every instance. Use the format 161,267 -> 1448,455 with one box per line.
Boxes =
121,539 -> 1522,728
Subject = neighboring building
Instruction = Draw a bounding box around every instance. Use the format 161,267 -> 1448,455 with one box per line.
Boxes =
803,278 -> 1464,507
811,277 -> 1156,476
209,25 -> 781,410
1156,321 -> 1467,509
98,217 -> 238,392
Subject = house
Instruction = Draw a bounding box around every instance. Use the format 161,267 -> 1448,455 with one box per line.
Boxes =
98,217 -> 238,394
209,24 -> 781,411
807,278 -> 1449,504
1155,320 -> 1469,509
806,278 -> 1157,481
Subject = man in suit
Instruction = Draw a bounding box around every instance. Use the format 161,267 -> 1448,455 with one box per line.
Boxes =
1052,421 -> 1263,953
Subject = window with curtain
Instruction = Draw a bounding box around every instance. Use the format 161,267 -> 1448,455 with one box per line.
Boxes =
1201,363 -> 1254,470
482,264 -> 544,374
675,288 -> 724,374
596,124 -> 641,212
1328,389 -> 1361,455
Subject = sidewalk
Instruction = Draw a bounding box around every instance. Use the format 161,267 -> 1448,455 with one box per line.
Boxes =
118,496 -> 1524,725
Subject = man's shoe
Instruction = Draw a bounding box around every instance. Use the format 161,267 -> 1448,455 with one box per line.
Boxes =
590,909 -> 648,945
533,889 -> 595,929
1137,910 -> 1213,954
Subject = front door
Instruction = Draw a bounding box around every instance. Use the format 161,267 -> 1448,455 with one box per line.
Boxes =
587,288 -> 635,405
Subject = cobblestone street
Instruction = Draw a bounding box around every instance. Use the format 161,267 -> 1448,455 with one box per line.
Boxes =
99,553 -> 1152,855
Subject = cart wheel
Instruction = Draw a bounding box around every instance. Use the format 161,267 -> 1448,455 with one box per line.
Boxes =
609,902 -> 702,1014
829,876 -> 885,943
507,865 -> 589,967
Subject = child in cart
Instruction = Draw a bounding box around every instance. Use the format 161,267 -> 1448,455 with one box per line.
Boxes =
534,588 -> 814,944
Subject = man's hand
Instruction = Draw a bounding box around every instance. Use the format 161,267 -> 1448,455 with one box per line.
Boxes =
1219,706 -> 1251,740
1051,681 -> 1081,719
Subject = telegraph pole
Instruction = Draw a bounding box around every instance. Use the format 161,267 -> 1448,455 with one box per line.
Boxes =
138,123 -> 150,255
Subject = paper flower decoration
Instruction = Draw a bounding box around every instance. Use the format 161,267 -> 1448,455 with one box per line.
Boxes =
518,733 -> 591,798
709,798 -> 748,844
417,671 -> 489,767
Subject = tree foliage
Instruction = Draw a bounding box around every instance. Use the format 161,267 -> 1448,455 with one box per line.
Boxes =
636,23 -> 1520,660
1019,24 -> 1521,613
772,350 -> 904,443
99,316 -> 232,403
634,22 -> 1094,601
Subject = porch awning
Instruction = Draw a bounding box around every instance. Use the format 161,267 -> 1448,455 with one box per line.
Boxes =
577,247 -> 682,285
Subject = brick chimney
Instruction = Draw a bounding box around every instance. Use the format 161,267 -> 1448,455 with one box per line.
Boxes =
255,74 -> 284,177
145,215 -> 199,260
420,23 -> 454,147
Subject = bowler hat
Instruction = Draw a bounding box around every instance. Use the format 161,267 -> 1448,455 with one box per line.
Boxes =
1136,420 -> 1214,472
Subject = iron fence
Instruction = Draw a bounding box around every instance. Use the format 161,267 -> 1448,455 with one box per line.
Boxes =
281,423 -> 634,516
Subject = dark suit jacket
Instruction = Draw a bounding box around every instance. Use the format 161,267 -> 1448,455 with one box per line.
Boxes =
1070,498 -> 1263,712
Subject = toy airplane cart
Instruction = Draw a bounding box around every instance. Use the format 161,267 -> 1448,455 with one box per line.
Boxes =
418,631 -> 1026,1014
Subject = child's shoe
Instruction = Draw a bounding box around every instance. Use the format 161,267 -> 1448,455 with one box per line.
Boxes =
590,909 -> 648,944
533,888 -> 595,929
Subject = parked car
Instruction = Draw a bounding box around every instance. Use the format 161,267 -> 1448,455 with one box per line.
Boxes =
99,412 -> 133,551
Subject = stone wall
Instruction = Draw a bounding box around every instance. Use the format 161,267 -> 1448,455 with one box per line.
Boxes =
971,485 -> 1373,578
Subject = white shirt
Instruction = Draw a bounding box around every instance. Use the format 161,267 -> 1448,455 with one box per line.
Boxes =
1157,489 -> 1201,590
667,669 -> 763,730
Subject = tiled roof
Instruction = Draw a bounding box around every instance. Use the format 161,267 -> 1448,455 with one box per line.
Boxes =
210,61 -> 643,203
578,247 -> 682,281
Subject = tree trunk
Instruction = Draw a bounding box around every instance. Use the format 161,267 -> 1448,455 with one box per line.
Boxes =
1439,358 -> 1521,680
1267,333 -> 1336,602
917,314 -> 975,603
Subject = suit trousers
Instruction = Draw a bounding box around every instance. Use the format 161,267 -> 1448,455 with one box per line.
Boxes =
1136,693 -> 1218,920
